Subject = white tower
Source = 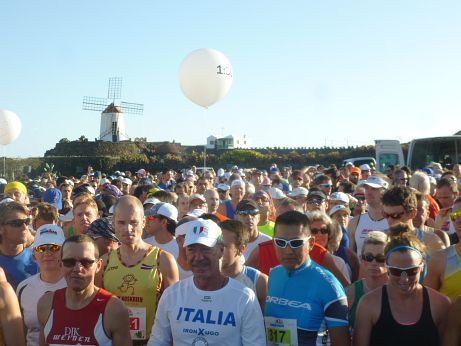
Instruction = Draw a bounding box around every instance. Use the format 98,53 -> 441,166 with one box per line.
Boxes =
100,103 -> 130,142
83,77 -> 143,142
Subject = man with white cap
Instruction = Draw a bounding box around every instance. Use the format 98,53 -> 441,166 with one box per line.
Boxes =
120,177 -> 132,195
217,179 -> 246,219
144,202 -> 179,259
217,183 -> 230,202
16,224 -> 67,345
348,175 -> 389,255
360,164 -> 371,180
147,218 -> 266,345
288,187 -> 309,212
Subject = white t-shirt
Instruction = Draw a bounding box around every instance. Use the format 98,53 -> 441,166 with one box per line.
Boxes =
144,236 -> 179,259
243,232 -> 272,260
148,276 -> 266,346
16,273 -> 67,346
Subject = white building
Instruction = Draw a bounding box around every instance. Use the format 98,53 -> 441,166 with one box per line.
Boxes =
99,103 -> 130,142
206,134 -> 251,150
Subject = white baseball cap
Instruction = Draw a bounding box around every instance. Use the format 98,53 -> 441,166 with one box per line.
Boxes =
183,219 -> 222,248
330,192 -> 349,203
121,178 -> 132,185
144,202 -> 178,222
217,183 -> 230,192
136,168 -> 146,175
364,176 -> 389,189
143,197 -> 160,206
33,224 -> 65,247
268,187 -> 286,200
360,164 -> 371,171
231,179 -> 245,188
189,194 -> 206,203
186,208 -> 205,218
288,187 -> 309,198
329,204 -> 351,217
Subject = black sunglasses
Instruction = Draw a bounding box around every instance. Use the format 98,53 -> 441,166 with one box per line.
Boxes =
386,265 -> 421,277
236,209 -> 259,216
383,211 -> 406,220
361,253 -> 386,263
311,227 -> 329,235
61,258 -> 97,269
3,218 -> 31,227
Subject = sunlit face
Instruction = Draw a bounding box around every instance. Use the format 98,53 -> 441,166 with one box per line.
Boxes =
221,229 -> 242,269
435,186 -> 457,209
5,188 -> 27,205
112,204 -> 145,245
196,180 -> 209,195
235,212 -> 260,233
230,185 -> 245,201
386,249 -> 423,294
332,210 -> 350,228
177,196 -> 190,217
34,244 -> 62,272
382,204 -> 412,226
361,243 -> 387,277
413,199 -> 428,229
393,171 -> 408,187
274,223 -> 314,271
72,204 -> 98,235
364,185 -> 383,207
61,241 -> 101,292
205,192 -> 220,213
60,185 -> 73,201
318,180 -> 333,196
186,243 -> 222,281
0,211 -> 30,246
309,220 -> 329,248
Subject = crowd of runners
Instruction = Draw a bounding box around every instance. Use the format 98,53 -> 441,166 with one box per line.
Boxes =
0,161 -> 461,345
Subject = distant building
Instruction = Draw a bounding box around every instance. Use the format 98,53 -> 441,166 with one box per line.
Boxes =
206,134 -> 251,150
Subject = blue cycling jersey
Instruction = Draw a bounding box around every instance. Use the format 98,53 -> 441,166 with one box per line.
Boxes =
265,258 -> 348,346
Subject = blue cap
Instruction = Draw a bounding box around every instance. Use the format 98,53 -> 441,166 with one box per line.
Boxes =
42,188 -> 62,210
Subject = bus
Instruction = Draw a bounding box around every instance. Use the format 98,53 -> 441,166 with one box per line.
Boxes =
407,135 -> 461,170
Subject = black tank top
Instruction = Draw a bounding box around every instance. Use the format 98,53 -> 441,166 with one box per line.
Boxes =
370,285 -> 439,346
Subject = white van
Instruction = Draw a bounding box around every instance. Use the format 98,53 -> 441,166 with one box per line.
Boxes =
375,140 -> 405,172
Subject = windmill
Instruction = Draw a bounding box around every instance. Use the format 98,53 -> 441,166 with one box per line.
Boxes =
82,77 -> 144,142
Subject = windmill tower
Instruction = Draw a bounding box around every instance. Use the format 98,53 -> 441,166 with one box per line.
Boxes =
82,77 -> 144,142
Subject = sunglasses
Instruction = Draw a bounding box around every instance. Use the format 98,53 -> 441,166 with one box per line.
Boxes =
3,218 -> 31,227
361,253 -> 386,263
311,227 -> 329,235
61,258 -> 97,269
274,237 -> 309,249
35,244 -> 61,253
450,210 -> 461,222
146,215 -> 158,221
355,196 -> 366,202
236,209 -> 259,216
386,265 -> 422,277
307,198 -> 324,205
383,211 -> 406,220
320,184 -> 333,188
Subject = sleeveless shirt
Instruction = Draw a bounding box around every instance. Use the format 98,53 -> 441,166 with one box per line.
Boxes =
224,200 -> 235,219
349,279 -> 365,328
234,265 -> 260,293
44,288 -> 112,346
103,246 -> 162,341
354,213 -> 388,254
440,245 -> 461,301
369,286 -> 438,346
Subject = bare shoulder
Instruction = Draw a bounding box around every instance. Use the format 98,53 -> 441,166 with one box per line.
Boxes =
158,248 -> 176,265
345,282 -> 356,307
426,286 -> 451,307
37,291 -> 54,323
359,285 -> 382,311
106,295 -> 129,315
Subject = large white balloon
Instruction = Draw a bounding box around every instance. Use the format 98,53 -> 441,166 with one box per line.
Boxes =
179,48 -> 233,108
0,110 -> 22,145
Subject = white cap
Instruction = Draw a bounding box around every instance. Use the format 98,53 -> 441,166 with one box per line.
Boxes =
360,164 -> 371,171
186,170 -> 194,176
329,205 -> 351,217
231,179 -> 245,188
268,187 -> 286,200
364,176 -> 389,189
145,202 -> 178,222
121,178 -> 132,185
288,187 -> 309,198
190,194 -> 206,203
186,208 -> 205,218
217,183 -> 229,191
0,178 -> 7,184
33,224 -> 65,247
183,219 -> 222,248
136,168 -> 146,175
330,192 -> 349,203
217,168 -> 225,177
143,197 -> 160,206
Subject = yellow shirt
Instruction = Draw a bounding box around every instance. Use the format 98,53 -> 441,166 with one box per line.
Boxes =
103,246 -> 162,341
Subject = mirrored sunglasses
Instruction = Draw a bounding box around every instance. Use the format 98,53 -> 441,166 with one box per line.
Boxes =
450,210 -> 461,222
236,209 -> 259,216
35,244 -> 61,253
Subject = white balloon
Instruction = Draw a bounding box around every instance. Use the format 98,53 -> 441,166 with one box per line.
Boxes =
179,48 -> 233,108
0,110 -> 22,145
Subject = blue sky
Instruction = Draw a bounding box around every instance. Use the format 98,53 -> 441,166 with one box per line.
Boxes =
1,1 -> 460,157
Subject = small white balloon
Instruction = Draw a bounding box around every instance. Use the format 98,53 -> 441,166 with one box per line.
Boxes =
179,48 -> 233,108
0,110 -> 22,145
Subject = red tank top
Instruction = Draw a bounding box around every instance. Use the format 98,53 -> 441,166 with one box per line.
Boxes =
45,287 -> 112,345
258,240 -> 327,275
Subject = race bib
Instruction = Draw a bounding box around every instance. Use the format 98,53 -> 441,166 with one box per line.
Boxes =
128,307 -> 146,340
265,317 -> 298,346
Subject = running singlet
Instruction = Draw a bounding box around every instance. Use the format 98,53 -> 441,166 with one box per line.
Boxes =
265,259 -> 348,346
224,200 -> 236,219
103,246 -> 162,341
369,286 -> 438,346
243,232 -> 272,260
349,279 -> 365,328
44,288 -> 112,346
440,245 -> 461,301
354,213 -> 388,255
258,221 -> 275,238
234,265 -> 260,293
148,277 -> 266,346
